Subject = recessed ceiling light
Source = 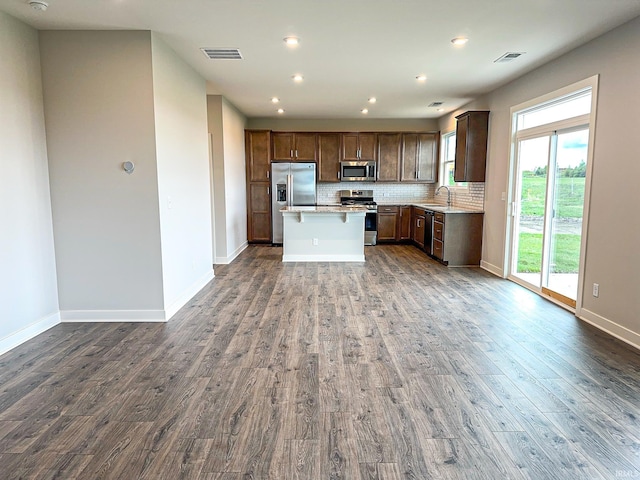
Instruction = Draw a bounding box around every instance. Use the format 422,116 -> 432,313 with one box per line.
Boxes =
271,97 -> 280,103
361,108 -> 369,114
29,0 -> 48,11
292,74 -> 304,82
437,108 -> 445,112
451,37 -> 469,46
277,108 -> 285,114
283,36 -> 300,46
416,75 -> 427,82
368,97 -> 377,104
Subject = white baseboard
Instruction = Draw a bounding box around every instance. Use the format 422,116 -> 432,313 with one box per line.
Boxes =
164,269 -> 215,320
282,254 -> 365,262
481,260 -> 504,278
0,311 -> 61,356
61,309 -> 167,323
215,241 -> 248,265
579,308 -> 640,351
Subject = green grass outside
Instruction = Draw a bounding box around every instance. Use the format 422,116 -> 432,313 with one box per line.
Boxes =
517,233 -> 581,273
520,176 -> 585,218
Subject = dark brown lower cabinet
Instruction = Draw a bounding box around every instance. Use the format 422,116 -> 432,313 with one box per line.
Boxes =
399,206 -> 412,240
377,206 -> 399,242
412,208 -> 426,250
377,205 -> 413,242
432,211 -> 483,266
247,183 -> 271,242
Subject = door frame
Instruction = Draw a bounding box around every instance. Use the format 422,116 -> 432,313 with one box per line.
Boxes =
503,75 -> 599,315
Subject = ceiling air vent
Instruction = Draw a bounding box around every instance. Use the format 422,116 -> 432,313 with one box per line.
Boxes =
428,102 -> 444,107
494,52 -> 525,63
200,48 -> 243,60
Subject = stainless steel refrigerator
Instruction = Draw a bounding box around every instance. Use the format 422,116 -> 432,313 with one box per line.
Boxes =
271,162 -> 316,243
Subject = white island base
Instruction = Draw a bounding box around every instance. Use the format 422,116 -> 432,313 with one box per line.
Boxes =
281,206 -> 366,262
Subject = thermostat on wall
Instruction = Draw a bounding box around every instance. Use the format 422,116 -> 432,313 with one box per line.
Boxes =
123,161 -> 135,174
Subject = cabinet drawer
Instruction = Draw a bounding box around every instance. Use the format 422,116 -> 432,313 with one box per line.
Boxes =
378,206 -> 399,213
433,239 -> 444,259
434,212 -> 445,223
433,221 -> 444,241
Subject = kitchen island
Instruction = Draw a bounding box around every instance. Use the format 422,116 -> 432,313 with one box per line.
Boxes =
280,205 -> 367,262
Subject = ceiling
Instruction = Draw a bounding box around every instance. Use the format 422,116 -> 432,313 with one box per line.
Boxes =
3,0 -> 640,119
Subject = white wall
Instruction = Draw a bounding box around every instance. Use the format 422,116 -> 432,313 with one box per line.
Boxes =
221,99 -> 249,260
207,96 -> 227,260
439,15 -> 640,347
207,95 -> 248,264
151,34 -> 214,318
0,12 -> 60,353
247,118 -> 438,132
40,31 -> 166,320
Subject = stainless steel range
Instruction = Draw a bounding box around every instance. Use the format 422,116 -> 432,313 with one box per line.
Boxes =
339,189 -> 377,245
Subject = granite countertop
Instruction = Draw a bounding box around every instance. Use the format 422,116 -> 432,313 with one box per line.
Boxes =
413,203 -> 484,214
376,201 -> 483,214
280,205 -> 367,213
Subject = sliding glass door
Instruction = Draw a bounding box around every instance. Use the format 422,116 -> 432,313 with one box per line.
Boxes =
544,128 -> 589,304
511,127 -> 589,307
512,135 -> 550,288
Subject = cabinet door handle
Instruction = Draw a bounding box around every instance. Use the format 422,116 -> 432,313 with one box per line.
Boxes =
266,170 -> 270,179
295,150 -> 298,158
290,150 -> 294,158
417,219 -> 422,227
267,186 -> 270,195
337,171 -> 341,179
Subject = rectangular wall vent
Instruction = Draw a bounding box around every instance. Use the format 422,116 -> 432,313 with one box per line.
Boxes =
200,48 -> 243,60
428,102 -> 444,107
494,52 -> 525,63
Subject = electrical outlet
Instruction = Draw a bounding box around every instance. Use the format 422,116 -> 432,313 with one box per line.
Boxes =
593,283 -> 599,297
312,238 -> 318,246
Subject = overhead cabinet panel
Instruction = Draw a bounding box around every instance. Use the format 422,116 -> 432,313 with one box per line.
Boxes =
318,133 -> 342,182
401,132 -> 438,182
454,111 -> 489,182
272,132 -> 317,161
294,133 -> 317,161
341,132 -> 376,161
377,133 -> 402,182
245,130 -> 271,182
272,132 -> 295,160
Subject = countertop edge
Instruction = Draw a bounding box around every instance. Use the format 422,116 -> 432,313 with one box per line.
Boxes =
377,202 -> 484,214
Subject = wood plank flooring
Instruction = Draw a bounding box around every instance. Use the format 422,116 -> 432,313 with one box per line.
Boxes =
1,245 -> 639,479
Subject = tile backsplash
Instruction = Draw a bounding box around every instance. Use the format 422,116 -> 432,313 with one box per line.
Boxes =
317,182 -> 485,210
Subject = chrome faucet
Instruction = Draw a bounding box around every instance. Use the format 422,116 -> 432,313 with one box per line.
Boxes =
436,185 -> 452,208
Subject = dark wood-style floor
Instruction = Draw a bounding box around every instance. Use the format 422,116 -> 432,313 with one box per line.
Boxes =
1,245 -> 639,479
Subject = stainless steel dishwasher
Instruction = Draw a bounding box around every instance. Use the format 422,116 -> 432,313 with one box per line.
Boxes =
424,210 -> 434,255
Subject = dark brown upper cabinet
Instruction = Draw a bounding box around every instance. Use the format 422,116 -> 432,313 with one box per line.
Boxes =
454,111 -> 489,182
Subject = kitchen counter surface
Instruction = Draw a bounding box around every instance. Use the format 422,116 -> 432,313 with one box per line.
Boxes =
377,201 -> 484,214
281,205 -> 367,213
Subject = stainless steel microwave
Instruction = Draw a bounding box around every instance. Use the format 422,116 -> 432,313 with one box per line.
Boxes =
340,161 -> 376,182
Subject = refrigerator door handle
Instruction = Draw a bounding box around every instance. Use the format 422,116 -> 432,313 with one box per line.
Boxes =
286,174 -> 293,207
